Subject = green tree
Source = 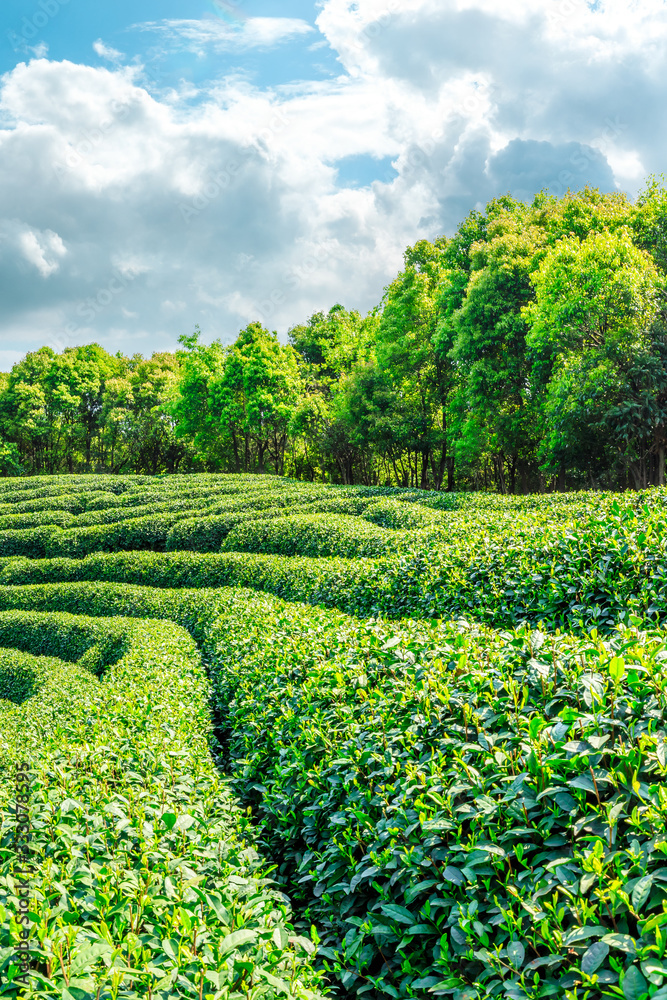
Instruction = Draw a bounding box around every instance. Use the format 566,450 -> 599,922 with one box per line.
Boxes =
288,306 -> 376,483
449,199 -> 542,493
174,327 -> 230,469
525,228 -> 666,487
103,353 -> 188,473
176,324 -> 302,475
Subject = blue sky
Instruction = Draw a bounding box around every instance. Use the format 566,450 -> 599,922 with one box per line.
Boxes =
3,1 -> 343,96
0,0 -> 664,365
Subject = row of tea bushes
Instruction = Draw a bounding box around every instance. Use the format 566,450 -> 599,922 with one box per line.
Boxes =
0,511 -> 73,532
208,589 -> 667,999
4,482 -> 667,633
0,498 -> 660,631
0,606 -> 326,998
220,515 -> 408,560
5,568 -> 667,1000
0,580 -> 226,646
0,646 -> 70,705
0,500 -> 444,562
8,576 -> 667,999
164,510 -> 294,553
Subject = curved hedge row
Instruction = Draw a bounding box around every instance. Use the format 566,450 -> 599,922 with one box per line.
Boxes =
3,473 -> 667,1000
0,497 -> 663,631
4,577 -> 667,1000
0,607 -> 325,998
0,646 -> 69,705
165,509 -> 287,553
208,589 -> 667,999
0,511 -> 74,532
361,498 -> 445,530
220,514 -> 407,559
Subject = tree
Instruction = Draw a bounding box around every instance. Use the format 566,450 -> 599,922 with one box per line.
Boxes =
448,198 -> 542,493
103,353 -> 188,474
176,324 -> 302,475
288,306 -> 376,483
174,327 -> 230,469
370,238 -> 455,489
525,228 -> 666,487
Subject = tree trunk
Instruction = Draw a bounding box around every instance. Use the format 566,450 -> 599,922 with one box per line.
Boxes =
557,464 -> 566,492
658,446 -> 666,487
420,449 -> 429,490
628,458 -> 647,490
493,454 -> 507,495
447,456 -> 455,492
231,431 -> 241,473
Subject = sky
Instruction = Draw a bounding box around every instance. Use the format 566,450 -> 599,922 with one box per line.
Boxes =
0,0 -> 665,366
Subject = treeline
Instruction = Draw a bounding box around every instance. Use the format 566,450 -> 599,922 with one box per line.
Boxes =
3,180 -> 667,491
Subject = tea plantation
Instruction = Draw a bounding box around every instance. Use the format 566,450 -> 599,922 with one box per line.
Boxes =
1,475 -> 667,1000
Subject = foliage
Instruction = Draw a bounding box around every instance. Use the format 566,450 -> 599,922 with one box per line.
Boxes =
210,590 -> 667,999
0,473 -> 667,1000
1,182 -> 667,489
219,514 -> 407,560
0,603 -> 326,998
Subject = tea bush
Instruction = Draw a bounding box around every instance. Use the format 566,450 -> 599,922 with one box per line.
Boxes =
208,590 -> 667,1000
0,511 -> 74,531
1,474 -> 667,1000
45,512 -> 190,557
0,607 -> 326,998
165,509 -> 291,553
220,514 -> 406,559
0,498 -> 661,631
0,647 -> 68,704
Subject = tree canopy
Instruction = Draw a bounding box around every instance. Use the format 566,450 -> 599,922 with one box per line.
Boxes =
2,179 -> 667,490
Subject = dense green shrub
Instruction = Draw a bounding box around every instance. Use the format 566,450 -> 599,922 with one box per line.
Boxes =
220,514 -> 407,559
0,510 -> 74,531
209,590 -> 667,999
299,497 -> 377,516
3,474 -> 667,1000
0,607 -> 325,998
361,498 -> 444,529
165,509 -> 287,552
45,512 -> 191,558
13,497 -> 651,633
0,647 -> 68,704
0,581 -> 224,644
0,525 -> 60,558
71,499 -> 210,527
0,607 -> 131,667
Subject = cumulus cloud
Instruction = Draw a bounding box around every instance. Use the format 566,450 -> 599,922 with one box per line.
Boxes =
0,221 -> 67,278
0,0 -> 665,358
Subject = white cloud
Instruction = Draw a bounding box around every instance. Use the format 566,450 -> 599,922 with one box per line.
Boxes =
133,17 -> 314,53
93,40 -> 125,63
0,0 -> 665,357
0,221 -> 67,278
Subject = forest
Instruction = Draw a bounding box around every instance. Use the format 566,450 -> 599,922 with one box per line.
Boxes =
3,180 -> 667,493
